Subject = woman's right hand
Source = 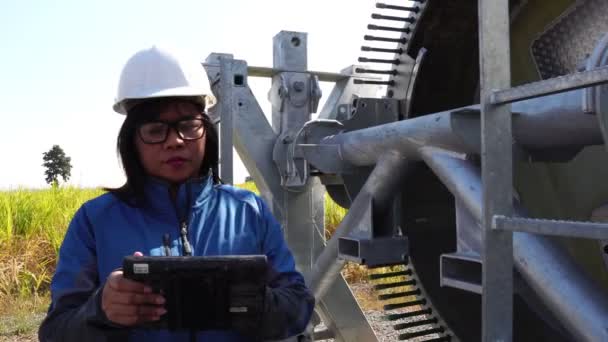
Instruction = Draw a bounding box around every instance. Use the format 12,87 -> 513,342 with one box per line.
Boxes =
101,252 -> 166,326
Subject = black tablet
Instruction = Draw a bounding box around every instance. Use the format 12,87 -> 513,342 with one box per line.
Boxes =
122,255 -> 268,335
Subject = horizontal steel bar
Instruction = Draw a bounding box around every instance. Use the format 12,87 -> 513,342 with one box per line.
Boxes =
491,65 -> 608,105
493,215 -> 608,240
316,88 -> 603,168
202,63 -> 376,82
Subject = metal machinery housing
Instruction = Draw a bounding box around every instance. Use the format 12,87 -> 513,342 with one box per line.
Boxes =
204,0 -> 608,341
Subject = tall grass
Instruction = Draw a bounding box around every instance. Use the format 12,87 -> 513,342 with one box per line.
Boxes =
0,187 -> 103,303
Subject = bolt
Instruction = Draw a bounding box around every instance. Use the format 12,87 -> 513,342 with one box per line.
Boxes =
293,81 -> 305,92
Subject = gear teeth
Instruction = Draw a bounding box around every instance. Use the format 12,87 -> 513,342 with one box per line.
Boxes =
384,299 -> 427,311
378,288 -> 421,300
374,279 -> 416,290
358,57 -> 400,65
419,336 -> 452,342
364,35 -> 408,44
369,263 -> 452,341
399,327 -> 445,340
368,24 -> 412,34
361,46 -> 404,54
355,68 -> 398,76
394,317 -> 438,330
385,308 -> 432,321
354,79 -> 395,86
372,13 -> 417,23
369,269 -> 412,280
376,3 -> 420,13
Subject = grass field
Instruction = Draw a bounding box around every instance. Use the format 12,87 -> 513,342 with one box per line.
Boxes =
0,183 -> 403,337
0,186 -> 105,337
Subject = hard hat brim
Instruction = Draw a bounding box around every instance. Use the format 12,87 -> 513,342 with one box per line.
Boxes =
113,86 -> 217,114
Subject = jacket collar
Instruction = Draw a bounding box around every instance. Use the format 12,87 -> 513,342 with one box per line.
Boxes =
142,175 -> 215,220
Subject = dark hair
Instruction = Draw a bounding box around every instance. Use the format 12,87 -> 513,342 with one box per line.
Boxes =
105,97 -> 220,205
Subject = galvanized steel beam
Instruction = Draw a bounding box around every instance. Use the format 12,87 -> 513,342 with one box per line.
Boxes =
205,54 -> 285,214
309,151 -> 408,299
270,31 -> 376,342
478,0 -> 514,340
218,57 -> 235,184
493,216 -> 608,240
420,147 -> 608,342
208,40 -> 377,340
492,65 -> 608,105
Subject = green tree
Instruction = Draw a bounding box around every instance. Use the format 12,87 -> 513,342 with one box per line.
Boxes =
42,145 -> 72,185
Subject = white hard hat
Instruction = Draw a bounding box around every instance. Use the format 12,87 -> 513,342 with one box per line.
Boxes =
113,45 -> 217,114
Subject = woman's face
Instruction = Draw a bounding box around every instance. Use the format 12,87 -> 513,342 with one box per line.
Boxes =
135,100 -> 206,184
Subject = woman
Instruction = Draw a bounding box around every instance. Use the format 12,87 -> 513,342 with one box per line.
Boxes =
39,46 -> 314,341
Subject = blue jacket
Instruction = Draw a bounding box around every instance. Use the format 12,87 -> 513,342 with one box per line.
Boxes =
39,176 -> 314,341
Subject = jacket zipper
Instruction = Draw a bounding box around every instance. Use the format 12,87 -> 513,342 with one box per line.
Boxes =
163,233 -> 172,256
172,183 -> 193,256
180,220 -> 193,256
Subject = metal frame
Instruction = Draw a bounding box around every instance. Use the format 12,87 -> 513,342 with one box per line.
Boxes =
206,1 -> 608,336
205,32 -> 379,342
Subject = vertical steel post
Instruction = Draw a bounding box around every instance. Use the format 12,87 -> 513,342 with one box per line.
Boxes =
219,58 -> 234,184
478,0 -> 514,341
270,31 -> 319,275
270,31 -> 376,341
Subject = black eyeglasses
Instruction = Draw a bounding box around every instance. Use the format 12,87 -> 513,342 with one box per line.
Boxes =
137,117 -> 206,144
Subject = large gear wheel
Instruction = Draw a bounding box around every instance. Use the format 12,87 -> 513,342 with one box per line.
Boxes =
341,0 -> 608,341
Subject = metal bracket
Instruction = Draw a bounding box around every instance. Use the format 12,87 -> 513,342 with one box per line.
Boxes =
298,119 -> 351,175
271,72 -> 323,190
440,252 -> 483,295
337,194 -> 409,268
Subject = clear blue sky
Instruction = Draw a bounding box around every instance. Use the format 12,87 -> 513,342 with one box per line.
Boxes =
0,0 -> 392,189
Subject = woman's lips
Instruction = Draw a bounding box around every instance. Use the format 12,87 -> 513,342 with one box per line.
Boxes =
166,157 -> 187,167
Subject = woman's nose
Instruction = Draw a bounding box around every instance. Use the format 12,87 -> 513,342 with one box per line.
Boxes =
163,127 -> 184,148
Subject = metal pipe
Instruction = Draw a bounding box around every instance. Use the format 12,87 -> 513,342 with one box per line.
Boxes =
323,110 -> 472,166
420,147 -> 608,342
512,89 -> 603,149
323,89 -> 603,167
308,151 -> 409,299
